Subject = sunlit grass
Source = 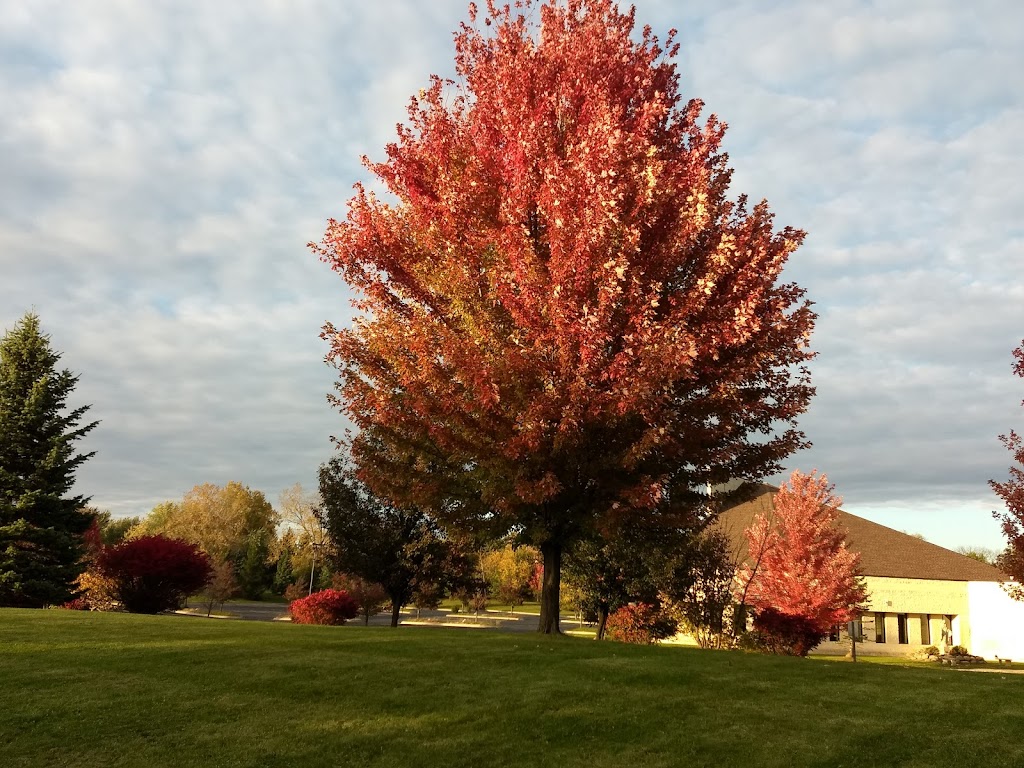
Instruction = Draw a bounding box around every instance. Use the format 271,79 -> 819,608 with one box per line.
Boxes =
2,609 -> 1023,767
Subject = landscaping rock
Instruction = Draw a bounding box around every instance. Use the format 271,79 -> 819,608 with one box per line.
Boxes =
935,652 -> 985,666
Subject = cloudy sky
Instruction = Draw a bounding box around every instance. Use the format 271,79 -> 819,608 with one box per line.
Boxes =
2,0 -> 1021,552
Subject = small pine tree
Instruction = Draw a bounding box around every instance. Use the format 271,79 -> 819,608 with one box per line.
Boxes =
0,313 -> 98,607
273,542 -> 295,595
236,529 -> 272,600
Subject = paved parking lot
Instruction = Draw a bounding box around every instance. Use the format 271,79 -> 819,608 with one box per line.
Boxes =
176,601 -> 587,633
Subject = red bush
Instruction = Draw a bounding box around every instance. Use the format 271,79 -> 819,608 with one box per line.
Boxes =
289,588 -> 359,625
96,535 -> 212,614
750,607 -> 826,656
605,603 -> 678,645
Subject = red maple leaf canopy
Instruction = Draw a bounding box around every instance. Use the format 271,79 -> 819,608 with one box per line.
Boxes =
738,471 -> 868,633
314,0 -> 816,632
992,340 -> 1024,589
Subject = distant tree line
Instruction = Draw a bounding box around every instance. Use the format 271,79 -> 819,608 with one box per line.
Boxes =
0,308 -> 889,655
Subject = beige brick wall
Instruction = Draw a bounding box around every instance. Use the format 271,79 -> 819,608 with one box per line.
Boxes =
883,614 -> 900,644
672,575 -> 1020,656
860,576 -> 969,649
907,614 -> 924,645
862,576 -> 969,616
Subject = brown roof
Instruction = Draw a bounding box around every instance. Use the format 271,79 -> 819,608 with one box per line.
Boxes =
715,483 -> 1009,583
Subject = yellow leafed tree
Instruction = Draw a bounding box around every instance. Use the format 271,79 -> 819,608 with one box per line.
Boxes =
139,482 -> 278,564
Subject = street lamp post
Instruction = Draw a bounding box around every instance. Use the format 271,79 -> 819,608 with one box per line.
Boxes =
308,541 -> 324,596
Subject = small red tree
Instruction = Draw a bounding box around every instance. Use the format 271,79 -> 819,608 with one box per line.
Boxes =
315,0 -> 816,635
96,535 -> 212,614
289,588 -> 359,626
992,341 -> 1024,598
605,603 -> 677,645
332,574 -> 388,625
749,608 -> 825,657
200,560 -> 238,617
737,471 -> 867,654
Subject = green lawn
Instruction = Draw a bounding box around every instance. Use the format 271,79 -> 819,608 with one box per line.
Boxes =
2,610 -> 1023,767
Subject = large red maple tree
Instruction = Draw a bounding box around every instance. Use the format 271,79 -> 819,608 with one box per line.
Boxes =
737,471 -> 867,637
992,340 -> 1024,595
315,0 -> 816,633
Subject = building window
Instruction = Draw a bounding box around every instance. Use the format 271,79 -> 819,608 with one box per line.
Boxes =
897,613 -> 909,644
829,625 -> 841,642
921,615 -> 931,645
875,612 -> 886,643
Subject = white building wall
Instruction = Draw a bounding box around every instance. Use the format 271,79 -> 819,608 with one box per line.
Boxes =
965,582 -> 1024,660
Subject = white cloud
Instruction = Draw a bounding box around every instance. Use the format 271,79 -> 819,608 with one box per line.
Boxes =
1,0 -> 1021,551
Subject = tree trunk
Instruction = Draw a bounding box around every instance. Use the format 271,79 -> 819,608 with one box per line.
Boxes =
390,601 -> 401,628
595,603 -> 609,640
538,541 -> 562,634
732,602 -> 748,636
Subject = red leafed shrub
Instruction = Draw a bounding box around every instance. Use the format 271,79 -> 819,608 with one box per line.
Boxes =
749,607 -> 826,657
96,535 -> 212,614
289,588 -> 359,626
605,603 -> 678,645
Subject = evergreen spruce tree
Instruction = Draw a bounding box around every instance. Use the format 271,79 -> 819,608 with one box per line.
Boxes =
236,529 -> 272,600
0,312 -> 98,607
273,538 -> 295,594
